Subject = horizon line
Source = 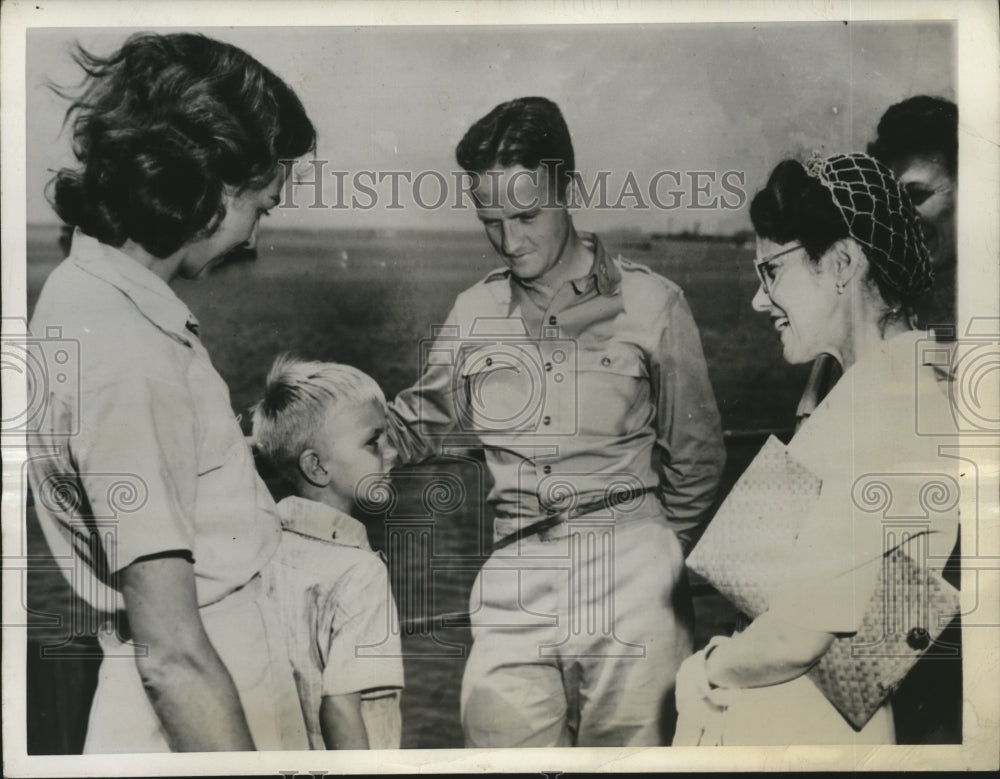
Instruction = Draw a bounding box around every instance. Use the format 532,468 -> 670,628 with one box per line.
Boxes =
25,221 -> 754,238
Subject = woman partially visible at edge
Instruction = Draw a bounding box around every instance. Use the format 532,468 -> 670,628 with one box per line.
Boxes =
27,33 -> 316,751
674,153 -> 961,745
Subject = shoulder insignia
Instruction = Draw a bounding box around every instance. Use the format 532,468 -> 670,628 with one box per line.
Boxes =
617,257 -> 652,274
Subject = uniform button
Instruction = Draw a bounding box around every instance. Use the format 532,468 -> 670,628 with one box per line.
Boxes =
601,356 -> 612,367
543,465 -> 552,475
906,627 -> 930,650
542,416 -> 551,425
545,362 -> 552,372
548,315 -> 558,326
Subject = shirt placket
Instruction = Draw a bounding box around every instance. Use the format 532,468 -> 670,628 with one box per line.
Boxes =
523,282 -> 591,518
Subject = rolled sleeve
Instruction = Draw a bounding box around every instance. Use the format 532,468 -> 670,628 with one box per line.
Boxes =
321,558 -> 404,697
651,289 -> 726,543
73,373 -> 199,574
387,306 -> 461,465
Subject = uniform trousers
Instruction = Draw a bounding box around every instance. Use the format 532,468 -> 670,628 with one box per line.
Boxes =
460,512 -> 693,747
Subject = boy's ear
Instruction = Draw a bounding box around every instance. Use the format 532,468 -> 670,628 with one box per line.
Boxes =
298,449 -> 329,487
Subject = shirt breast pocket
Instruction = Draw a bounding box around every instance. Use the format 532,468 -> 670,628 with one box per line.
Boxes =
576,343 -> 651,437
457,355 -> 541,442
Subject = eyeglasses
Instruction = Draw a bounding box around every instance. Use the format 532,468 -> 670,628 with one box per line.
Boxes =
754,242 -> 803,296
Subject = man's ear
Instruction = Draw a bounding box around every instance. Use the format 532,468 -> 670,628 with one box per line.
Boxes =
298,448 -> 329,487
562,174 -> 579,210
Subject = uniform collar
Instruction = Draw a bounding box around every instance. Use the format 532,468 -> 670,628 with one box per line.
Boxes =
570,233 -> 622,297
276,495 -> 372,550
69,230 -> 200,344
483,232 -> 622,309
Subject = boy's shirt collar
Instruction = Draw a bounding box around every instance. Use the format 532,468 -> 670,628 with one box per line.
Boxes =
276,496 -> 372,550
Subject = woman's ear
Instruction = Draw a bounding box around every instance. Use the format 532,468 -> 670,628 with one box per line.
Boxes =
298,449 -> 329,487
827,238 -> 867,291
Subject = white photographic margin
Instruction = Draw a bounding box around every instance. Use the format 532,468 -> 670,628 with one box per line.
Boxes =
2,0 -> 997,775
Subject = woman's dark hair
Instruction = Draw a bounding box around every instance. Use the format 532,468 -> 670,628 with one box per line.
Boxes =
867,95 -> 957,177
749,159 -> 849,260
48,33 -> 316,258
750,156 -> 929,322
456,96 -> 575,199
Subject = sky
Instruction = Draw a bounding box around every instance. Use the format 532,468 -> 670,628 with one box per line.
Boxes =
25,22 -> 954,234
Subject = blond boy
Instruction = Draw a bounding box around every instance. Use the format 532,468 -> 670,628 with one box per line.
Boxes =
253,355 -> 404,749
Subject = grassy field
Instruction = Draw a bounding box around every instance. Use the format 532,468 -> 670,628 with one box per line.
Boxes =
24,224 -> 810,750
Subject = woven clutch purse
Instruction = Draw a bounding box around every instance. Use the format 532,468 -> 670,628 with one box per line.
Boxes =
808,541 -> 960,729
688,435 -> 820,617
688,435 -> 960,730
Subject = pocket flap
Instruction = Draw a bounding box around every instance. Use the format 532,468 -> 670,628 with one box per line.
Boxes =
577,342 -> 647,378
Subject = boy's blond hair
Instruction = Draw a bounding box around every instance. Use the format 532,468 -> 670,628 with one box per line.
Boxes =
252,354 -> 386,484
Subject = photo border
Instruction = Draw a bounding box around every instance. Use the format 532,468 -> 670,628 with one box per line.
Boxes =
2,0 -> 997,775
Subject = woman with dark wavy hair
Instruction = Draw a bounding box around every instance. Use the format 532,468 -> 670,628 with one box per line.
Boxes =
28,32 -> 316,752
673,153 -> 960,745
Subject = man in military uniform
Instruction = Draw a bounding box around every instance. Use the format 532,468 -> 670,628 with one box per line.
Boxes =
388,97 -> 725,747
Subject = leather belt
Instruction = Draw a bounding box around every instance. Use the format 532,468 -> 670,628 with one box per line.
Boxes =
492,487 -> 652,551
